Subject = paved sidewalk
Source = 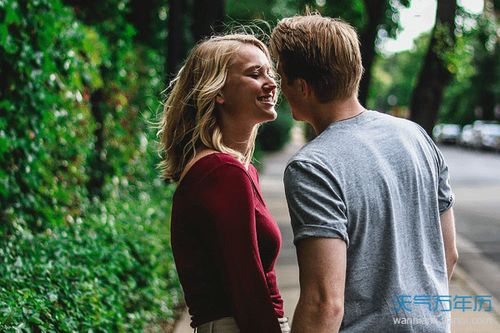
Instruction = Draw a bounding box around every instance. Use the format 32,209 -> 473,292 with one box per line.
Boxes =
173,127 -> 500,333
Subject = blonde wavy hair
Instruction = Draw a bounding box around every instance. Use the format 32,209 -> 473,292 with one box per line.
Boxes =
157,34 -> 271,182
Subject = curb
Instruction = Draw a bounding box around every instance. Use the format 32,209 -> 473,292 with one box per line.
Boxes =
453,265 -> 500,321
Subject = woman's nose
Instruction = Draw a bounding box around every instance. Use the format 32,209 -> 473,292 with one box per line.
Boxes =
263,79 -> 277,91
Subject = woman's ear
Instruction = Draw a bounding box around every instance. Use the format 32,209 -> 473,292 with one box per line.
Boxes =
215,93 -> 224,105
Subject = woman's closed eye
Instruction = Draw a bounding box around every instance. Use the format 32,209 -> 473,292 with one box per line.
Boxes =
248,69 -> 275,80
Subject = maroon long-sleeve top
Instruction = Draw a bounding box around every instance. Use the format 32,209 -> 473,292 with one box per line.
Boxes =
170,153 -> 284,332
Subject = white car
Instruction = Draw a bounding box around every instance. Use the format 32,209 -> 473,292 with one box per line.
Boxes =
479,123 -> 500,151
459,124 -> 475,147
433,124 -> 461,144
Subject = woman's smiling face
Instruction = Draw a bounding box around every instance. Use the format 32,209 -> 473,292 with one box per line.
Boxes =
217,44 -> 278,125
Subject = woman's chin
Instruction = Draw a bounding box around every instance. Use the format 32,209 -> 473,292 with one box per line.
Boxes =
263,109 -> 278,122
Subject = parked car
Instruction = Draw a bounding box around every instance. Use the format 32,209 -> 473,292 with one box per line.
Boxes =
459,124 -> 475,147
479,123 -> 500,151
459,120 -> 500,150
433,124 -> 461,144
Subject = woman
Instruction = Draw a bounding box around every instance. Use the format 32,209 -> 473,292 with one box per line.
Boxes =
157,34 -> 289,333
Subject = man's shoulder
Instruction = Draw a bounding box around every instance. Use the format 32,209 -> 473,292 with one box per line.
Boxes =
377,111 -> 424,131
286,140 -> 326,170
367,109 -> 418,128
362,110 -> 430,145
284,144 -> 335,189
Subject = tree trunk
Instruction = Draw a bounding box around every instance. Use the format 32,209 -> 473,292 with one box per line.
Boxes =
167,0 -> 185,79
358,0 -> 387,105
87,89 -> 107,198
192,0 -> 225,42
409,0 -> 457,135
128,0 -> 158,47
480,0 -> 499,120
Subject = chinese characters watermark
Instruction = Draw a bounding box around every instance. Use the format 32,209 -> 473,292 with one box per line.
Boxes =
393,294 -> 493,313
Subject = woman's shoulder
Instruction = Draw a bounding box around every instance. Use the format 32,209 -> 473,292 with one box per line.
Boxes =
200,153 -> 250,181
210,152 -> 245,167
195,151 -> 247,174
177,151 -> 248,189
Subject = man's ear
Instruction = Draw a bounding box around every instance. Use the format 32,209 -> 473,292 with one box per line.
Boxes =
297,78 -> 313,98
215,93 -> 224,105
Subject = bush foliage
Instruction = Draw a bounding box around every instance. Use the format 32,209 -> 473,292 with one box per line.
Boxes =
0,0 -> 181,330
0,180 -> 180,332
0,0 -> 100,233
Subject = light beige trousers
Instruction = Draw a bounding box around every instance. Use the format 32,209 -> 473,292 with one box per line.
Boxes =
195,317 -> 290,333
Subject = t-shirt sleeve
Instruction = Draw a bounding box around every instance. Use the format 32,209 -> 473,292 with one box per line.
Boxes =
435,147 -> 455,213
284,160 -> 349,247
414,124 -> 455,214
203,164 -> 281,333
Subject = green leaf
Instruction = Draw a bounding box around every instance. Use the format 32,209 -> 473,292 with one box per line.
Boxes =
4,3 -> 21,25
0,24 -> 7,48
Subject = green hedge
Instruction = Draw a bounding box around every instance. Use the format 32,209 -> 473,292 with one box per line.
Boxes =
0,0 -> 182,330
0,180 -> 180,332
61,0 -> 145,198
0,0 -> 103,233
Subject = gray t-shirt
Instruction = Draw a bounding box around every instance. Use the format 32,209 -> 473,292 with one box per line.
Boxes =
284,111 -> 454,332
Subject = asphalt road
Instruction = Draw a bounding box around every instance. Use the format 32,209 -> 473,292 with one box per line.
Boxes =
439,145 -> 500,303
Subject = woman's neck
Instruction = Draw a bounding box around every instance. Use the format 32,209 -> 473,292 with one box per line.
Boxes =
222,126 -> 253,156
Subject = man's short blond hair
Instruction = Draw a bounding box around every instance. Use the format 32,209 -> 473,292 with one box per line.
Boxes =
270,14 -> 363,103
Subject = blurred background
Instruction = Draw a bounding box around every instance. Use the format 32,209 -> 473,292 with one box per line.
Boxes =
0,0 -> 498,332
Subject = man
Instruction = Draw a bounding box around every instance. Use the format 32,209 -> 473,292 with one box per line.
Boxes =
270,14 -> 458,333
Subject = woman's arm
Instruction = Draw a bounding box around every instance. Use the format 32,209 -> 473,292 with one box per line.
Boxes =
204,163 -> 282,333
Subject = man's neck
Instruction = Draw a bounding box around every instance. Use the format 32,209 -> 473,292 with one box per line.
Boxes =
309,96 -> 365,135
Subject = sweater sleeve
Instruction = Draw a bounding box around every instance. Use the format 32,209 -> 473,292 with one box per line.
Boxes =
201,163 -> 282,333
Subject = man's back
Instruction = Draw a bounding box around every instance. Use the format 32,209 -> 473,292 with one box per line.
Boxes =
284,110 -> 454,332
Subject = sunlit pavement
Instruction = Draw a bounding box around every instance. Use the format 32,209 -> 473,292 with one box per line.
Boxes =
439,145 -> 500,331
172,131 -> 500,333
439,146 -> 500,299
